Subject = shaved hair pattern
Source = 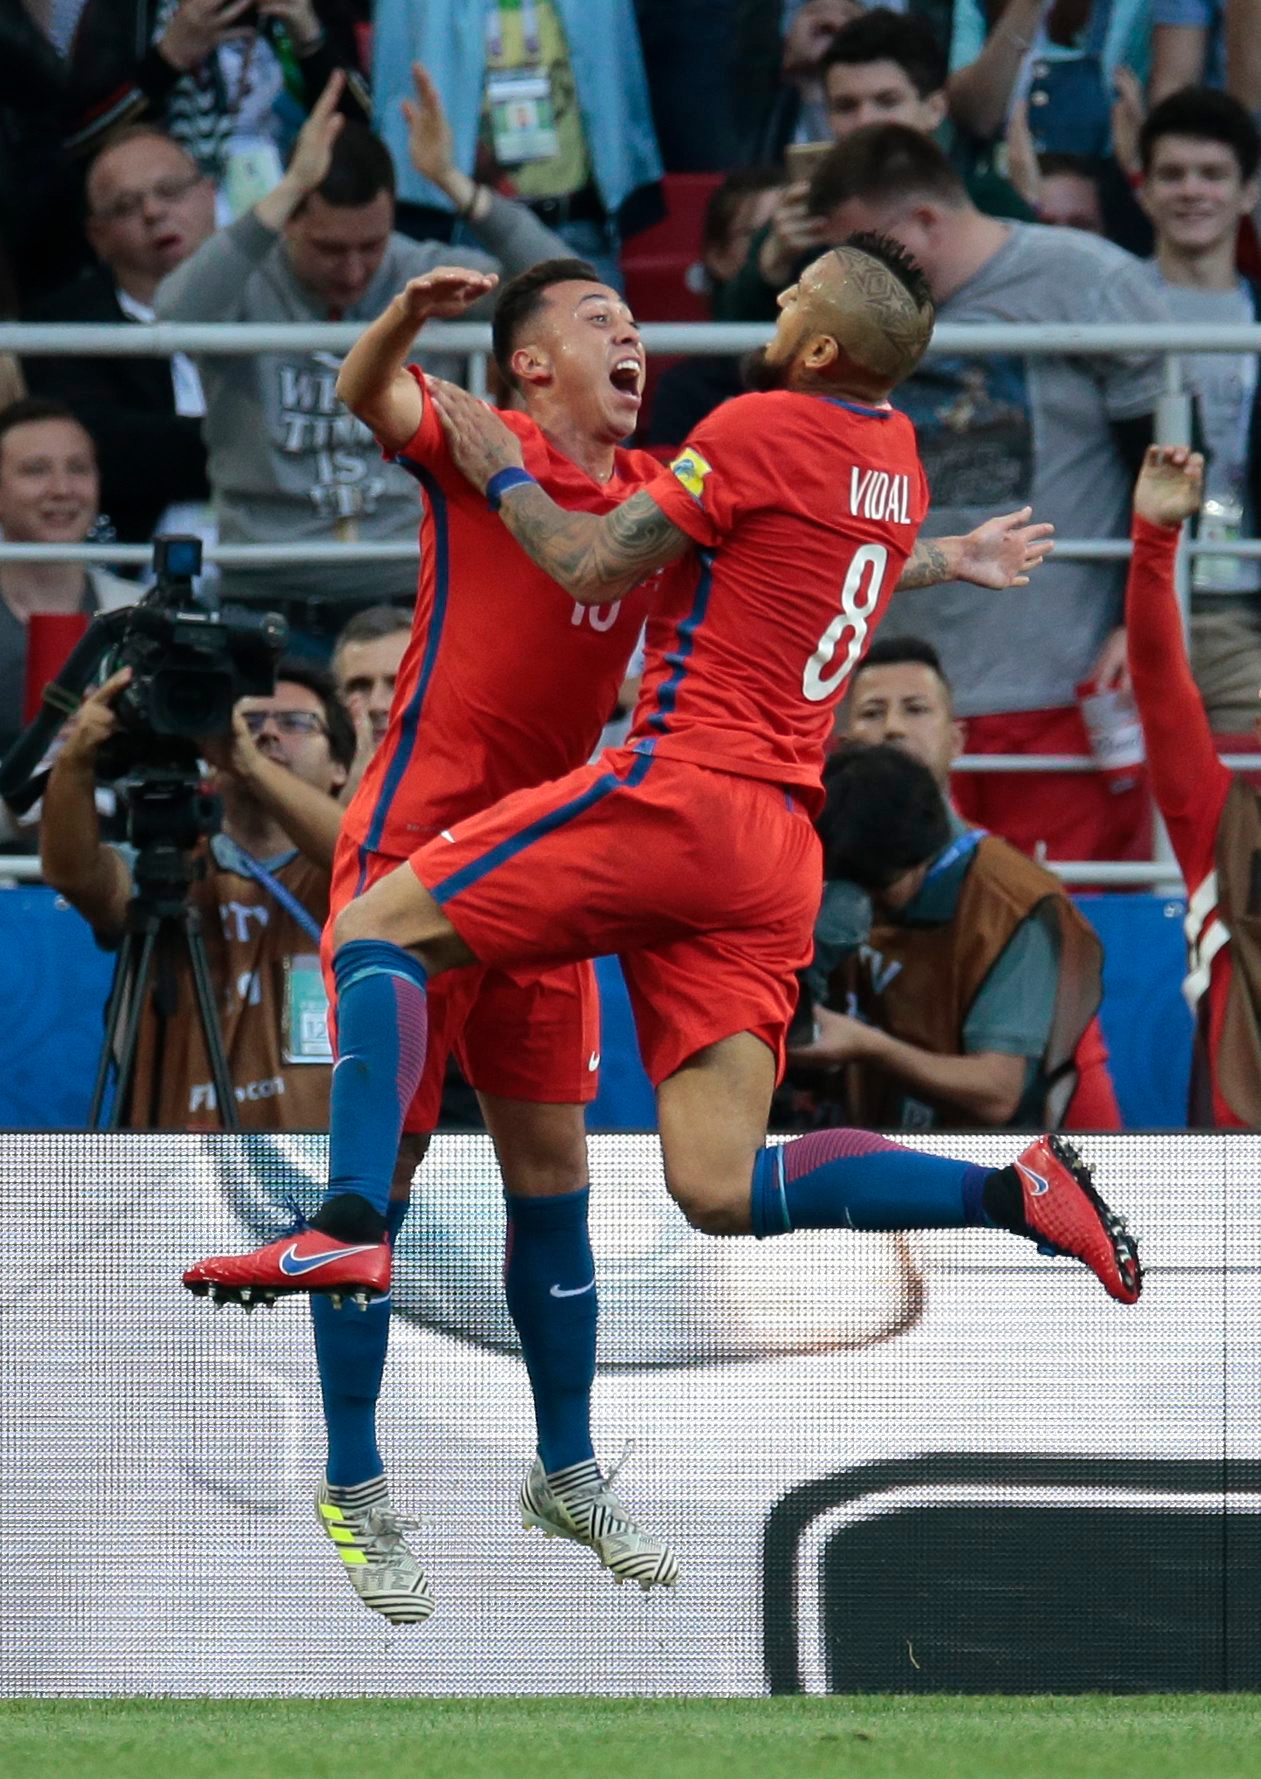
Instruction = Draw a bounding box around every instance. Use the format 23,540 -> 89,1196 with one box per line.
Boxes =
823,232 -> 935,385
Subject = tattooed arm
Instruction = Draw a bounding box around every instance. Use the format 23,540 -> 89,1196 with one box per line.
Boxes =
897,508 -> 1055,591
430,379 -> 694,602
493,485 -> 693,603
898,537 -> 957,589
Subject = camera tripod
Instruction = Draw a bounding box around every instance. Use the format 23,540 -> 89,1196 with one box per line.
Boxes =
87,766 -> 239,1131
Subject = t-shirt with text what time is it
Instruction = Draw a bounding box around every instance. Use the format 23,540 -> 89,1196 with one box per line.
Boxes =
636,389 -> 929,818
878,222 -> 1170,719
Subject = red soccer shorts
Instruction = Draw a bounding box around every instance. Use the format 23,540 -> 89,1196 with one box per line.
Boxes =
410,749 -> 823,1086
324,839 -> 599,1133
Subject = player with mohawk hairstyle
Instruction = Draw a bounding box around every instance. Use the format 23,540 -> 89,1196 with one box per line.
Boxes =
186,237 -> 1122,1608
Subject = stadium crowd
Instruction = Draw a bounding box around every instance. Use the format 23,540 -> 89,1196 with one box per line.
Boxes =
2,0 -> 1261,1134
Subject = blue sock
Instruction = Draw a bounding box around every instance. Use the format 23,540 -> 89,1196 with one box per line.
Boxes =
312,1196 -> 411,1487
324,940 -> 429,1225
503,1189 -> 598,1475
751,1127 -> 993,1238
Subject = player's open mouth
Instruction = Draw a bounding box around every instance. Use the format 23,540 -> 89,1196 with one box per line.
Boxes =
609,358 -> 643,399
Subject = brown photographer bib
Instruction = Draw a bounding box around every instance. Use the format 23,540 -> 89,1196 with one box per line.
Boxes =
120,841 -> 332,1130
838,837 -> 1102,1131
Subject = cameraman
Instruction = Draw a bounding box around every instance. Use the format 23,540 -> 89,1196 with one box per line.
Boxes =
40,658 -> 354,1129
790,744 -> 1103,1131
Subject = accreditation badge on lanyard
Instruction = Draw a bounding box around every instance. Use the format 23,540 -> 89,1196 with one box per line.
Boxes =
485,0 -> 560,165
282,954 -> 333,1064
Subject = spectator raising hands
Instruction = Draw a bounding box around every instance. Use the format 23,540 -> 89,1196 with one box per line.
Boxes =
65,0 -> 371,213
155,0 -> 259,74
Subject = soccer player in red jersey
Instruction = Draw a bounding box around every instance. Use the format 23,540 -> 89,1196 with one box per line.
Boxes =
187,255 -> 1046,1620
188,239 -> 1138,1596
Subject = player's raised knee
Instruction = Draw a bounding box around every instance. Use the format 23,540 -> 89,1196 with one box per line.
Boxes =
665,1168 -> 751,1237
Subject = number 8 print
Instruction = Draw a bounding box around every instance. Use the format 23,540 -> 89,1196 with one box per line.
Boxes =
802,544 -> 888,703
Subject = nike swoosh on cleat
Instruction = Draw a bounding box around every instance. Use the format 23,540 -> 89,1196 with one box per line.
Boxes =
1017,1162 -> 1051,1197
549,1279 -> 596,1298
278,1241 -> 381,1276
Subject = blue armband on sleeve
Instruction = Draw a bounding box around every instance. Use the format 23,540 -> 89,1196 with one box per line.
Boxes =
486,467 -> 538,511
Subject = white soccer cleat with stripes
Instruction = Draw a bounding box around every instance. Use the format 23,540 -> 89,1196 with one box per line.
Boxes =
520,1454 -> 679,1591
314,1477 -> 434,1625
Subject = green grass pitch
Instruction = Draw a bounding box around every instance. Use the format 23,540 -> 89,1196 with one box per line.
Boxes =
4,1697 -> 1260,1779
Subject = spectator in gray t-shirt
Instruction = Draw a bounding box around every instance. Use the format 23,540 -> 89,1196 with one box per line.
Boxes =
156,69 -> 570,639
814,123 -> 1170,866
1138,87 -> 1261,733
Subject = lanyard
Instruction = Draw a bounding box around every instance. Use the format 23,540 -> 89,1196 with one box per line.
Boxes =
1217,283 -> 1256,478
922,827 -> 984,884
221,838 -> 324,945
486,0 -> 542,61
1153,271 -> 1258,467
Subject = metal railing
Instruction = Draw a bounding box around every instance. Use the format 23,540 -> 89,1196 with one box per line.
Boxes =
7,317 -> 1261,355
1,316 -> 1255,891
0,854 -> 1209,888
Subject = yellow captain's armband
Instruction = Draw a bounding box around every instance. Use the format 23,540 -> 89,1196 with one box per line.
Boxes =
668,449 -> 713,500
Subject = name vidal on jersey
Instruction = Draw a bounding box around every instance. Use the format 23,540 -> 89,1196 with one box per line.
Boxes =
850,468 -> 910,524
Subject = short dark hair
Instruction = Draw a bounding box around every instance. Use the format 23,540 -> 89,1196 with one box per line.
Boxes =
0,397 -> 95,462
310,121 -> 396,208
701,165 -> 785,258
492,257 -> 602,387
1037,151 -> 1105,186
1139,85 -> 1261,181
841,230 -> 934,311
852,633 -> 951,688
822,8 -> 948,99
331,603 -> 412,665
808,123 -> 969,218
273,656 -> 357,772
817,743 -> 952,890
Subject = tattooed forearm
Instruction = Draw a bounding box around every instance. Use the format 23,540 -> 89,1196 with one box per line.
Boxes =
497,485 -> 692,602
896,537 -> 959,589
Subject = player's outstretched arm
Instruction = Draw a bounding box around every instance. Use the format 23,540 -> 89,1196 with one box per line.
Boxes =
430,380 -> 693,601
335,268 -> 498,454
496,485 -> 693,603
897,507 -> 1055,590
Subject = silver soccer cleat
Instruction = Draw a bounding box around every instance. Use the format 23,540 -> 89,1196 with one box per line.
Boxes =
520,1451 -> 679,1591
314,1478 -> 434,1625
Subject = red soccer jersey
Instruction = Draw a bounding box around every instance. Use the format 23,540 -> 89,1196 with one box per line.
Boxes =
1126,515 -> 1238,1126
343,368 -> 665,856
629,389 -> 929,814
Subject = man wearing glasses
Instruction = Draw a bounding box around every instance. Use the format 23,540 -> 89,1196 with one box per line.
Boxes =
27,127 -> 217,548
40,659 -> 356,1129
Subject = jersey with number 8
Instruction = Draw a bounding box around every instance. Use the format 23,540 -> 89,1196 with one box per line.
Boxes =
633,388 -> 928,815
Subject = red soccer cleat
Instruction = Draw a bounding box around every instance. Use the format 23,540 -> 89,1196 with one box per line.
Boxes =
182,1228 -> 392,1310
1012,1135 -> 1142,1305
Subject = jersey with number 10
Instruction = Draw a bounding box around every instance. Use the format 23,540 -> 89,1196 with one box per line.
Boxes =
633,388 -> 928,816
341,367 -> 664,859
